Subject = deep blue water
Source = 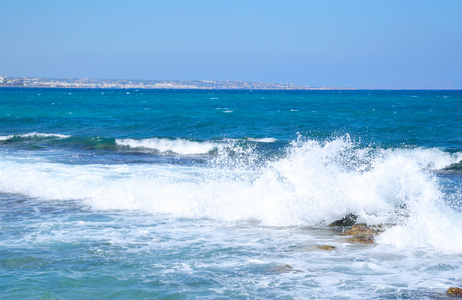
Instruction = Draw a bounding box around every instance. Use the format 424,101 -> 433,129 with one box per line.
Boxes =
1,89 -> 461,146
1,88 -> 461,299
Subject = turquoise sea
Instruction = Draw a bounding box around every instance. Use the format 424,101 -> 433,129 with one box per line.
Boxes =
1,88 -> 462,299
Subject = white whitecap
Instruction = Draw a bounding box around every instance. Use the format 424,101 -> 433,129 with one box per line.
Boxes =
0,135 -> 14,141
247,138 -> 277,143
0,132 -> 71,141
116,138 -> 220,155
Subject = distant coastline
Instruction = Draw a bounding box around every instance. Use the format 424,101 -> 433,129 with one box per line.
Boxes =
0,76 -> 352,90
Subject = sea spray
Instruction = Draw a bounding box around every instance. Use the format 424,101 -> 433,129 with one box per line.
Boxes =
1,136 -> 461,252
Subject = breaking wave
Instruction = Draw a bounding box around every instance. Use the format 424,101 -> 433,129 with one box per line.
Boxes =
247,138 -> 277,143
115,138 -> 221,155
0,135 -> 461,252
0,132 -> 71,141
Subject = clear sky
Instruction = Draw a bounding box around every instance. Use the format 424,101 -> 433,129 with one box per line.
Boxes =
1,0 -> 461,89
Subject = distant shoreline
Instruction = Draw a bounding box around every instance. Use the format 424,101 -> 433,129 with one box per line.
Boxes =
0,86 -> 355,91
0,76 -> 352,90
2,86 -> 460,91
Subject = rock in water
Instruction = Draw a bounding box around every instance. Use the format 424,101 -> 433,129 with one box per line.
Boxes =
271,264 -> 302,274
447,287 -> 462,295
317,245 -> 336,250
328,213 -> 358,227
342,224 -> 384,244
346,233 -> 375,244
344,224 -> 375,235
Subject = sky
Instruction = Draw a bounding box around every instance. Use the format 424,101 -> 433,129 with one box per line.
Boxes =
1,0 -> 461,89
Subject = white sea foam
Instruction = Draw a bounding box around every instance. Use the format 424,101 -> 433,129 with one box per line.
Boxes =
0,132 -> 71,141
116,138 -> 220,155
0,135 -> 13,141
1,137 -> 461,252
247,138 -> 277,143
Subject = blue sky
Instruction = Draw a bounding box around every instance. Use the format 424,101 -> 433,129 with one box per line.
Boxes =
1,0 -> 461,89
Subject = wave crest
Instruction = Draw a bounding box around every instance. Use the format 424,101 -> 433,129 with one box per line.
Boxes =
116,138 -> 221,155
0,132 -> 70,141
1,135 -> 461,252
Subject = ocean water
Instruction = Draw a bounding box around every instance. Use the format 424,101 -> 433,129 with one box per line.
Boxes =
1,88 -> 461,299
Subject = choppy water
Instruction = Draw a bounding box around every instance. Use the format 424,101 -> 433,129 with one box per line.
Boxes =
1,88 -> 461,299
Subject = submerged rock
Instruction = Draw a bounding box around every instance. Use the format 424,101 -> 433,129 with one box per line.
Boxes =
328,213 -> 358,227
272,264 -> 292,272
346,233 -> 375,244
317,245 -> 336,251
271,264 -> 302,274
447,287 -> 462,295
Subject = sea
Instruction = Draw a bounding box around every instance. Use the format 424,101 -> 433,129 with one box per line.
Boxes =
0,88 -> 461,299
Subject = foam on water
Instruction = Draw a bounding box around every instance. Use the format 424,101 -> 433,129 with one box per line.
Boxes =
247,137 -> 277,143
115,138 -> 221,155
1,136 -> 461,253
0,132 -> 71,141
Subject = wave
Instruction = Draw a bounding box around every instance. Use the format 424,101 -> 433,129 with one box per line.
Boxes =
247,138 -> 277,143
115,138 -> 221,155
0,133 -> 223,155
0,132 -> 282,157
0,132 -> 71,141
0,132 -> 117,152
439,161 -> 462,173
0,136 -> 461,252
